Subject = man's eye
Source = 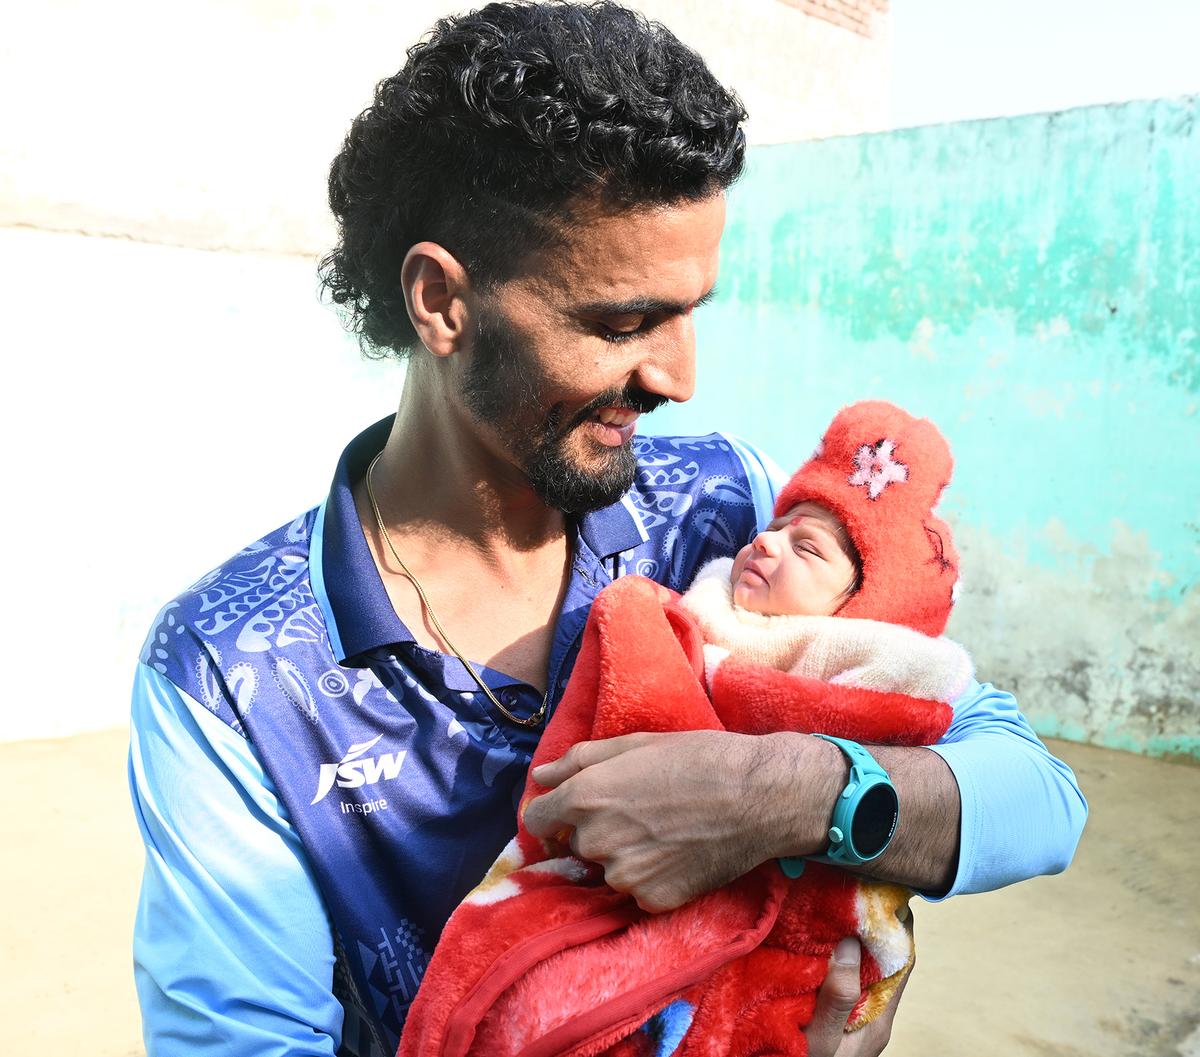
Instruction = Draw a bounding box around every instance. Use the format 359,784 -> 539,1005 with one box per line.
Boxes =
599,326 -> 642,344
597,315 -> 649,343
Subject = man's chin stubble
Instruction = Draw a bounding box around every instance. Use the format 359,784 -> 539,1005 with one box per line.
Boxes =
523,430 -> 638,515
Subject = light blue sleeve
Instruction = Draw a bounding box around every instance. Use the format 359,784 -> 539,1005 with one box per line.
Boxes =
129,662 -> 343,1056
723,436 -> 1089,898
925,680 -> 1089,899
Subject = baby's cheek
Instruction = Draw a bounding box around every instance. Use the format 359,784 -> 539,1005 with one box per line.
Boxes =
730,545 -> 752,584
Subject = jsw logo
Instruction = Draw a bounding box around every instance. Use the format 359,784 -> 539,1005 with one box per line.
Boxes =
311,734 -> 406,805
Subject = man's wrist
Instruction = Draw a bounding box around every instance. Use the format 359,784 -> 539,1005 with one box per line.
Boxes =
752,732 -> 850,861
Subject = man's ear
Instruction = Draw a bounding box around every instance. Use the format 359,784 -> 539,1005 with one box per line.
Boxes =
401,242 -> 472,358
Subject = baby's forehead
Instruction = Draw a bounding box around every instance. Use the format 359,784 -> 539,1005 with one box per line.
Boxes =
770,501 -> 844,534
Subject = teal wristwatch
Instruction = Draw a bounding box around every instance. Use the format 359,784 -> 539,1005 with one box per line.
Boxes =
779,735 -> 899,879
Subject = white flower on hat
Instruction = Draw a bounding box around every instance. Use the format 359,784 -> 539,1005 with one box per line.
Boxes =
849,439 -> 909,500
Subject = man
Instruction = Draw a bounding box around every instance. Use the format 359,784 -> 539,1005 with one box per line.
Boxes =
129,4 -> 1087,1056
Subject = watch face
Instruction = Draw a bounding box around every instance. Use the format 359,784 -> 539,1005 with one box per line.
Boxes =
852,783 -> 899,858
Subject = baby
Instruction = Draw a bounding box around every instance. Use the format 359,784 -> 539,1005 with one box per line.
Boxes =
401,401 -> 970,1057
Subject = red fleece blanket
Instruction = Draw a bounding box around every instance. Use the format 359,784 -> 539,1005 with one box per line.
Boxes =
398,576 -> 952,1057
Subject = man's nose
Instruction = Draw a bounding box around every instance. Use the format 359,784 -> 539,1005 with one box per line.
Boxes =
631,316 -> 696,404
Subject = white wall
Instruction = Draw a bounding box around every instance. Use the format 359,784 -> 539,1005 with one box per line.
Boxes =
0,227 -> 400,740
2,1 -> 890,257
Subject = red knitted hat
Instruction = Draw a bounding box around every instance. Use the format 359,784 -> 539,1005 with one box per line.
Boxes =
773,401 -> 959,637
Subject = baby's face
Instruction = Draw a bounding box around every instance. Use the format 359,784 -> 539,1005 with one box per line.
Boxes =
730,501 -> 857,616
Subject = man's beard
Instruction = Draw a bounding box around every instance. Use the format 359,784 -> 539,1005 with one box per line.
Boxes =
461,309 -> 667,514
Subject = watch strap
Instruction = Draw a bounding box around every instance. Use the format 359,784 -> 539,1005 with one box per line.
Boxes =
779,734 -> 898,876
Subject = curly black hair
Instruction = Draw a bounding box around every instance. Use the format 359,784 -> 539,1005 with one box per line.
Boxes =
319,0 -> 747,358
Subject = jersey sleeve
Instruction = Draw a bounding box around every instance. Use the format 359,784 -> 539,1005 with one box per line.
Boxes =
129,661 -> 344,1056
924,679 -> 1089,899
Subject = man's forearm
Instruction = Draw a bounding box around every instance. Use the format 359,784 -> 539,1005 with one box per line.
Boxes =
761,733 -> 960,893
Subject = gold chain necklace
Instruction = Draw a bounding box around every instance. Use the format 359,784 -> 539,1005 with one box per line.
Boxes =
365,453 -> 548,728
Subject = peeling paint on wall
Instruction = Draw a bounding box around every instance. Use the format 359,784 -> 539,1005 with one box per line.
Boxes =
649,96 -> 1199,759
719,97 -> 1199,394
951,519 -> 1199,761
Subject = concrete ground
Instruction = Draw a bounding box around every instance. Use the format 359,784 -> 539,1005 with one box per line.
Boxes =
3,732 -> 1197,1057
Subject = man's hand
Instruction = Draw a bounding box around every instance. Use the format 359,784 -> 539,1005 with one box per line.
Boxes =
811,911 -> 912,1051
522,730 -> 841,911
806,930 -> 913,1056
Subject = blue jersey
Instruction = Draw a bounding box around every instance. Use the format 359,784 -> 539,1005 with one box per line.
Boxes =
130,418 -> 1086,1057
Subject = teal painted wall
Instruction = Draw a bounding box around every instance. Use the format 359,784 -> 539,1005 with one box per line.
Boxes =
649,96 -> 1199,760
